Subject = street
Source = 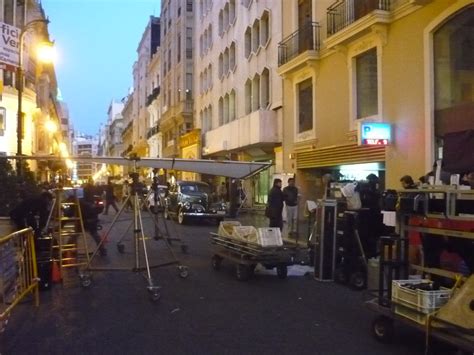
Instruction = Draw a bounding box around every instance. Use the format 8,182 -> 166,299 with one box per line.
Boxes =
3,211 -> 425,355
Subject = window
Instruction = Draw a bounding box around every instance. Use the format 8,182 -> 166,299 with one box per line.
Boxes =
177,75 -> 181,101
208,25 -> 212,49
260,11 -> 270,46
261,68 -> 270,109
252,75 -> 260,111
178,6 -> 181,17
229,90 -> 236,121
252,20 -> 260,53
186,0 -> 193,12
245,79 -> 252,114
229,0 -> 236,24
177,34 -> 181,62
218,97 -> 224,126
245,27 -> 251,58
218,54 -> 224,78
168,49 -> 171,71
208,105 -> 213,131
208,64 -> 213,88
224,94 -> 229,124
0,107 -> 5,135
4,0 -> 13,25
186,28 -> 193,59
218,10 -> 224,36
186,73 -> 193,99
230,42 -> 236,70
298,78 -> 313,133
223,48 -> 229,74
434,7 -> 474,139
223,3 -> 229,30
355,48 -> 378,119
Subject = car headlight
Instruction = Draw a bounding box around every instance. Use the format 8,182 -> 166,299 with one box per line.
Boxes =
183,202 -> 191,210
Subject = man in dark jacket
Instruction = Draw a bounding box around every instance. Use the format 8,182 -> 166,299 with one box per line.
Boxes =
267,178 -> 284,230
10,191 -> 53,237
283,178 -> 299,236
103,178 -> 118,215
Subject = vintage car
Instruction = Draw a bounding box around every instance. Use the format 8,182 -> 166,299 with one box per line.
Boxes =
163,181 -> 227,225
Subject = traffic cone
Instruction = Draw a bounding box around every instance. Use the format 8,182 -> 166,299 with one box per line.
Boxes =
51,260 -> 62,283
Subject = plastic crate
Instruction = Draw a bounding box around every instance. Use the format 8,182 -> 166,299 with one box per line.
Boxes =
217,221 -> 241,238
233,226 -> 258,244
392,279 -> 452,324
257,228 -> 283,247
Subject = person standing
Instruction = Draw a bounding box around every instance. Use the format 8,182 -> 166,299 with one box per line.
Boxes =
267,178 -> 284,230
218,181 -> 227,202
283,177 -> 299,236
103,178 -> 119,215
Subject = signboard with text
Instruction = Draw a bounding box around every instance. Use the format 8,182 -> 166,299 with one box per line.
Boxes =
358,122 -> 392,146
0,22 -> 20,68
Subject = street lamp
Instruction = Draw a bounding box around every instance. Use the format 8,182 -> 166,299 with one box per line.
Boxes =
16,18 -> 51,177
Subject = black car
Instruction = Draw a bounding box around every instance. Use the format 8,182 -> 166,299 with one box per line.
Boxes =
163,181 -> 227,225
63,187 -> 105,214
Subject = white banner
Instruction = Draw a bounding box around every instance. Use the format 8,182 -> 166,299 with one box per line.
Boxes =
0,22 -> 20,67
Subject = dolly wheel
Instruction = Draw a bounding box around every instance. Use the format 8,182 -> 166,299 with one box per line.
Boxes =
350,271 -> 367,290
372,316 -> 394,343
80,275 -> 92,288
178,266 -> 189,278
236,264 -> 250,281
211,255 -> 222,270
276,265 -> 288,279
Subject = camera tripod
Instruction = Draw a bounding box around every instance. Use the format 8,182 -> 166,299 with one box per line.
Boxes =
79,171 -> 189,302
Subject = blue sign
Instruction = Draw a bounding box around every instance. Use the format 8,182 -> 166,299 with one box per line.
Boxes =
359,122 -> 391,145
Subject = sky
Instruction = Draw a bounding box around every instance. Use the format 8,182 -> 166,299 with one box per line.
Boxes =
41,0 -> 161,135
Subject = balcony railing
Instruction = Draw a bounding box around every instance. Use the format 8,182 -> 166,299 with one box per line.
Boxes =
146,125 -> 159,139
146,86 -> 160,106
278,22 -> 321,66
327,0 -> 391,36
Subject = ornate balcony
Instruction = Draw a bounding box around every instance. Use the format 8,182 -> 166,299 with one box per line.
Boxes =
278,22 -> 321,67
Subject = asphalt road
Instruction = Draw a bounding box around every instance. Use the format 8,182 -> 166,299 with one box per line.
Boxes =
2,211 -> 430,355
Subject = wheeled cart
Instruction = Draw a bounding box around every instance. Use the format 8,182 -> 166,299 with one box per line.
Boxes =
210,233 -> 296,281
367,299 -> 474,353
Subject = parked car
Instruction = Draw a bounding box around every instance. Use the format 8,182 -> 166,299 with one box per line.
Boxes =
62,187 -> 105,214
164,181 -> 227,225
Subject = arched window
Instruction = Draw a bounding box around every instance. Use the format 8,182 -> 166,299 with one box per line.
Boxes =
230,42 -> 236,70
261,68 -> 270,109
260,10 -> 270,46
224,94 -> 229,124
218,97 -> 224,126
245,79 -> 252,115
223,47 -> 229,74
229,0 -> 236,24
218,10 -> 224,36
252,20 -> 260,53
252,74 -> 260,111
218,53 -> 224,78
245,27 -> 252,58
434,6 -> 474,142
229,90 -> 236,121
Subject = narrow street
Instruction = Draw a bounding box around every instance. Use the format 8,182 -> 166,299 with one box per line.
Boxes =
3,212 -> 425,355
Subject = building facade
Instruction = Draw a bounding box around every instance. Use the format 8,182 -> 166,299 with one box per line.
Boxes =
72,132 -> 99,183
159,0 -> 195,161
194,0 -> 283,204
146,47 -> 162,161
277,0 -> 474,203
0,0 -> 66,181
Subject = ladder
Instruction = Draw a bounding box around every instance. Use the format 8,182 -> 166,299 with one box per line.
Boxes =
49,189 -> 91,287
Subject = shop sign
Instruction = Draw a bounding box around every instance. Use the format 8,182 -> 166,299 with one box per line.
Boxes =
358,122 -> 391,146
0,22 -> 20,67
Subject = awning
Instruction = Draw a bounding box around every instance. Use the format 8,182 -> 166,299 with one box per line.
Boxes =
7,156 -> 271,179
296,143 -> 386,169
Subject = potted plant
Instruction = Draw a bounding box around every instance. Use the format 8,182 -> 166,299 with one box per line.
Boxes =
0,158 -> 39,236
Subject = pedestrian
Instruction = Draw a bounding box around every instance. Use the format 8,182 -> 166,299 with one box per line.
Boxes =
266,178 -> 284,230
103,178 -> 119,215
10,191 -> 54,238
122,180 -> 132,212
218,181 -> 227,202
400,175 -> 417,189
283,177 -> 299,237
79,197 -> 107,256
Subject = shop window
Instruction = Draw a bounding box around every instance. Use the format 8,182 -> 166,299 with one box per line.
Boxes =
297,78 -> 313,133
355,48 -> 378,119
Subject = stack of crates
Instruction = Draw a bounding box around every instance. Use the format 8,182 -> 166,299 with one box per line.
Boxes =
391,279 -> 452,324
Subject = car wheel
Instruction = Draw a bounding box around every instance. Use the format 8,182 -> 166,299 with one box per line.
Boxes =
177,208 -> 187,225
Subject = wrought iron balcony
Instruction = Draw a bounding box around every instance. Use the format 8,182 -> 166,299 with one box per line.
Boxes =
146,125 -> 159,139
146,86 -> 160,106
327,0 -> 391,36
278,22 -> 321,66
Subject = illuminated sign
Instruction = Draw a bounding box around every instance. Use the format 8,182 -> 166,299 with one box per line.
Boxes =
359,122 -> 391,146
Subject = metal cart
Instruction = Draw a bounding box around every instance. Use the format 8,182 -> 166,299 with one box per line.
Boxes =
210,233 -> 297,281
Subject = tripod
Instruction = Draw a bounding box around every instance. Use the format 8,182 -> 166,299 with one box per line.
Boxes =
79,170 -> 189,302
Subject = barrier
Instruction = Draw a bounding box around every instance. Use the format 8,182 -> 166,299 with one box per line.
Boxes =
0,228 -> 39,332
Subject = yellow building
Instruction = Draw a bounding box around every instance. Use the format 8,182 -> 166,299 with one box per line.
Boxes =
278,0 -> 474,201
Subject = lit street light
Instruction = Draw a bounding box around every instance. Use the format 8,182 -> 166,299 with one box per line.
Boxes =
16,18 -> 53,177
